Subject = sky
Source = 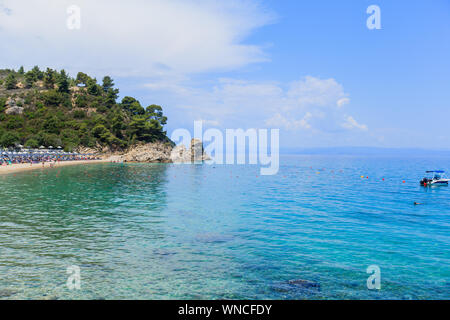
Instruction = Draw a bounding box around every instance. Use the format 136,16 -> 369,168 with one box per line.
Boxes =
1,0 -> 449,149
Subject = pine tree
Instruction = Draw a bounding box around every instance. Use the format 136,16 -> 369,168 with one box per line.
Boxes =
4,73 -> 17,90
43,68 -> 56,89
87,79 -> 101,96
58,70 -> 70,93
102,76 -> 114,92
25,72 -> 34,88
31,66 -> 44,80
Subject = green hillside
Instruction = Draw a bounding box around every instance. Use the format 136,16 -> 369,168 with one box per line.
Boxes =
0,67 -> 172,151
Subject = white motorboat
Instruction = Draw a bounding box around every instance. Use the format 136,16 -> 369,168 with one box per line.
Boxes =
420,171 -> 450,186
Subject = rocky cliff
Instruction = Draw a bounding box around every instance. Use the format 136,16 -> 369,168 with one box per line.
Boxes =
121,141 -> 173,163
103,139 -> 210,163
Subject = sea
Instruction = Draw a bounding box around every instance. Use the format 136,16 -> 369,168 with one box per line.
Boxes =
0,155 -> 449,299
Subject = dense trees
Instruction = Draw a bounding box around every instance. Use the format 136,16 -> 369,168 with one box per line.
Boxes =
76,72 -> 90,86
0,68 -> 171,150
0,132 -> 19,147
24,138 -> 39,148
121,96 -> 145,115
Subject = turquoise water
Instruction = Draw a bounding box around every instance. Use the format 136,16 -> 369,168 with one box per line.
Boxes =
0,155 -> 449,300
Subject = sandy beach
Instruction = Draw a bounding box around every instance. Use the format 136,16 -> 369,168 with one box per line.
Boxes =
0,159 -> 110,175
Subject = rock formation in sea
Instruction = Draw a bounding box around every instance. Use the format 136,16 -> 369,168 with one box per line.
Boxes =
170,138 -> 211,163
99,138 -> 210,163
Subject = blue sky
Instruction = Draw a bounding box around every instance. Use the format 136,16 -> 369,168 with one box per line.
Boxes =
1,0 -> 449,148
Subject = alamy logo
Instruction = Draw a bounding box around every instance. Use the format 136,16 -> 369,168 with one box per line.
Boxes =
67,5 -> 81,30
171,121 -> 279,175
366,5 -> 381,30
66,265 -> 81,290
366,265 -> 381,290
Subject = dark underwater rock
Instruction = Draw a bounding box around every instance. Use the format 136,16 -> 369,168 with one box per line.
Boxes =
271,279 -> 321,298
152,249 -> 177,257
342,280 -> 360,288
195,233 -> 234,243
0,289 -> 18,298
288,279 -> 321,290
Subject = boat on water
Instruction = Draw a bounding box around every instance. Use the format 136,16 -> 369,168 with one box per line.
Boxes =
420,170 -> 450,186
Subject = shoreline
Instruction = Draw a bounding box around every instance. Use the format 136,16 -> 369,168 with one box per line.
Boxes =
0,159 -> 110,175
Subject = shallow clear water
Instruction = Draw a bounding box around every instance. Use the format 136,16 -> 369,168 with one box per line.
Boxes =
0,155 -> 449,300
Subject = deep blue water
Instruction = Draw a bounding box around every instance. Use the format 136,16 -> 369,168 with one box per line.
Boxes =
0,155 -> 449,299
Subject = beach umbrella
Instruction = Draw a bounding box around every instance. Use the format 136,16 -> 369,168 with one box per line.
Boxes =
39,146 -> 45,149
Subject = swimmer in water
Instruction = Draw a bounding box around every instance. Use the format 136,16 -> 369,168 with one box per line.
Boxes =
414,202 -> 422,205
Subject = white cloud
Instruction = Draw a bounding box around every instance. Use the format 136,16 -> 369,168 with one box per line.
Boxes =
287,76 -> 349,109
266,112 -> 312,130
146,76 -> 367,137
342,116 -> 368,131
337,97 -> 350,108
0,0 -> 274,77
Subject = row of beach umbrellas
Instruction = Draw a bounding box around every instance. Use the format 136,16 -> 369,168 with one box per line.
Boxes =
0,150 -> 96,156
1,145 -> 96,156
14,145 -> 63,149
1,151 -> 80,155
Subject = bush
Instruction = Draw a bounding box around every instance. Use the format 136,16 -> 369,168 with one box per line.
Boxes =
41,133 -> 62,148
4,74 -> 17,90
92,124 -> 108,138
25,138 -> 39,149
96,105 -> 108,113
75,95 -> 88,108
41,90 -> 63,107
0,132 -> 20,147
42,116 -> 61,134
6,117 -> 25,130
73,110 -> 86,119
0,97 -> 6,113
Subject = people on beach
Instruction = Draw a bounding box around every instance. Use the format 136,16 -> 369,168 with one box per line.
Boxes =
0,150 -> 100,166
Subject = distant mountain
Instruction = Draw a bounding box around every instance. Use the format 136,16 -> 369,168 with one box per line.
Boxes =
281,146 -> 450,156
